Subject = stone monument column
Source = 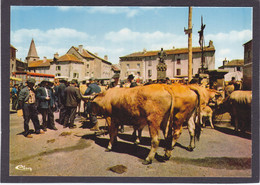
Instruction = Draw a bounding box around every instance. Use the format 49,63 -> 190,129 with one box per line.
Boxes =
157,48 -> 167,80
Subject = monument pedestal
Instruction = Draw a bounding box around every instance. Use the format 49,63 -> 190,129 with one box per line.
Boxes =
157,63 -> 167,80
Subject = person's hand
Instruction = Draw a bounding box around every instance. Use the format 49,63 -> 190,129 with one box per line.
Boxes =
46,97 -> 50,100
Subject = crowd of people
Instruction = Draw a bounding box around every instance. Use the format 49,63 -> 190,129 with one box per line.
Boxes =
10,73 -> 242,138
10,74 -> 143,138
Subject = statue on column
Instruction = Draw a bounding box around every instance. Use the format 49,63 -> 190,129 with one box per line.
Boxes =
157,48 -> 167,80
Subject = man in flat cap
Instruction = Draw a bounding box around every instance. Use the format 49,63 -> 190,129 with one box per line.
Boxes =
84,77 -> 101,131
18,78 -> 44,138
63,79 -> 82,129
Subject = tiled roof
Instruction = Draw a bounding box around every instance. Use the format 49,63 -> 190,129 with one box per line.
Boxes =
112,64 -> 120,71
120,46 -> 215,59
72,46 -> 94,59
225,59 -> 244,66
87,50 -> 112,65
28,59 -> 52,68
10,44 -> 17,50
57,54 -> 83,63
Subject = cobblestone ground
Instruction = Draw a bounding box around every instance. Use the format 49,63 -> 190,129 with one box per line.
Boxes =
8,107 -> 252,180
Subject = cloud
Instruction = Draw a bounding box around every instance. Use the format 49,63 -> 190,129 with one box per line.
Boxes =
207,29 -> 252,43
105,28 -> 187,49
205,29 -> 252,67
11,28 -> 89,60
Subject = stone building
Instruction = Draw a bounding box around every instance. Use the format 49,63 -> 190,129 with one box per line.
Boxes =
10,45 -> 27,77
218,59 -> 244,73
26,39 -> 112,81
243,40 -> 252,90
218,58 -> 244,82
119,41 -> 215,82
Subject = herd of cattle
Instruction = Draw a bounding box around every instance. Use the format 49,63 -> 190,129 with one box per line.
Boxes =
87,83 -> 252,165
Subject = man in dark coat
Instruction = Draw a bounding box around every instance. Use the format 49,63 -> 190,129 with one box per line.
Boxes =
84,77 -> 101,131
36,79 -> 57,131
63,79 -> 82,129
18,78 -> 44,138
57,79 -> 67,125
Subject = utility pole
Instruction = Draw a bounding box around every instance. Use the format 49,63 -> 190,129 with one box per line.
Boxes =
184,7 -> 193,82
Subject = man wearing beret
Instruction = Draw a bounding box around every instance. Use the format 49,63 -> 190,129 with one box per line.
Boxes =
63,79 -> 82,129
36,79 -> 57,131
18,78 -> 44,138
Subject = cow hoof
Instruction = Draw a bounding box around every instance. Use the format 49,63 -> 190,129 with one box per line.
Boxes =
163,155 -> 170,161
105,148 -> 112,152
187,146 -> 194,152
142,160 -> 152,165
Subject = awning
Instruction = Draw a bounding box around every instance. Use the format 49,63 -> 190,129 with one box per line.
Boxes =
10,76 -> 22,81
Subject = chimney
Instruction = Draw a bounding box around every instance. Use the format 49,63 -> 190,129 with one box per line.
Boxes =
104,55 -> 108,61
78,45 -> 83,54
172,46 -> 175,49
223,58 -> 228,66
209,40 -> 214,47
143,48 -> 147,53
43,56 -> 47,63
54,52 -> 59,58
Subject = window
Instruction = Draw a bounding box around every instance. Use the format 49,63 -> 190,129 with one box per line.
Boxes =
177,69 -> 181,75
237,67 -> 241,71
127,64 -> 130,69
148,70 -> 152,77
87,64 -> 89,68
137,63 -> 140,68
177,59 -> 181,64
73,73 -> 79,78
56,73 -> 61,77
148,61 -> 152,66
137,72 -> 140,76
56,66 -> 61,71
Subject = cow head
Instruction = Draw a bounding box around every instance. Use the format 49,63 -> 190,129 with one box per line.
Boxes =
208,89 -> 224,107
91,92 -> 107,117
213,95 -> 231,115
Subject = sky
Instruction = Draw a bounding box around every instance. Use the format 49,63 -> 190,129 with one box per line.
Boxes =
10,6 -> 252,68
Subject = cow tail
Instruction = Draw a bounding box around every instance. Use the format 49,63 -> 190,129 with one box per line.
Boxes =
189,87 -> 202,141
164,87 -> 175,138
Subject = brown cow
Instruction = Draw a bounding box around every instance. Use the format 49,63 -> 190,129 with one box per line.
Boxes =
215,90 -> 252,132
91,84 -> 202,164
91,84 -> 174,164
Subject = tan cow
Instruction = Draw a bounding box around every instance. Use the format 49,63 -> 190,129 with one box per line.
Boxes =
91,84 -> 202,164
200,105 -> 214,128
91,84 -> 174,164
215,90 -> 252,132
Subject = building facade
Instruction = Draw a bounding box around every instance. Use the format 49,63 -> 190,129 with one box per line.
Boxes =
26,39 -> 113,82
10,45 -> 27,77
243,40 -> 252,90
218,59 -> 244,73
119,41 -> 215,82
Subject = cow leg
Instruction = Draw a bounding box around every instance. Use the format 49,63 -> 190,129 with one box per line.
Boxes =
143,122 -> 160,165
209,114 -> 214,129
232,106 -> 239,131
135,129 -> 142,145
106,120 -> 118,152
